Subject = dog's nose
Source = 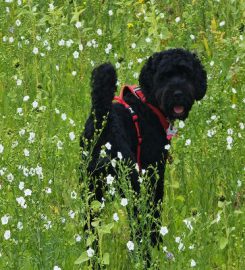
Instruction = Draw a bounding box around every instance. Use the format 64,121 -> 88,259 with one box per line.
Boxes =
173,90 -> 183,97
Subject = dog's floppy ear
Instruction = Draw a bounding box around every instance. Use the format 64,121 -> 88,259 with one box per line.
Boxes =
139,52 -> 162,95
193,54 -> 207,101
139,55 -> 154,93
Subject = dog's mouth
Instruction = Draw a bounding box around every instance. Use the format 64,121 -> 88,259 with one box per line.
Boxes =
173,105 -> 185,117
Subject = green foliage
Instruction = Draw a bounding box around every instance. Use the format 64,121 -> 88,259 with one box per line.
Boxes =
0,0 -> 244,269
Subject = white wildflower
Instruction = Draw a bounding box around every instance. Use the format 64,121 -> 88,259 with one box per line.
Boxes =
24,189 -> 32,196
23,95 -> 30,102
190,34 -> 195,40
179,120 -> 185,128
68,210 -> 75,219
61,113 -> 67,120
219,21 -> 225,27
145,37 -> 151,43
120,198 -> 128,207
79,44 -> 84,51
227,128 -> 233,135
226,136 -> 233,144
178,242 -> 185,251
32,100 -> 38,108
185,139 -> 191,146
175,236 -> 181,243
33,47 -> 39,55
113,213 -> 119,222
109,187 -> 116,196
16,79 -> 22,86
239,123 -> 244,130
105,142 -> 111,150
175,17 -> 181,23
106,174 -> 114,185
97,29 -> 102,35
45,187 -> 52,194
75,234 -> 82,242
111,159 -> 116,168
183,219 -> 193,231
131,43 -> 136,49
191,259 -> 197,267
216,212 -> 221,223
58,39 -> 65,46
48,3 -> 55,11
66,39 -> 73,47
28,132 -> 35,143
71,191 -> 77,199
16,196 -> 27,208
17,221 -> 23,230
19,182 -> 25,190
7,173 -> 14,183
160,226 -> 168,236
73,51 -> 79,59
0,144 -> 4,154
75,21 -> 82,28
69,132 -> 75,141
1,215 -> 10,225
87,247 -> 95,257
138,177 -> 143,183
57,140 -> 63,150
126,241 -> 134,251
164,144 -> 171,150
4,230 -> 11,240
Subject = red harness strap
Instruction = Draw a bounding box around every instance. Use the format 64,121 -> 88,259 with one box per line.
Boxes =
114,85 -> 176,171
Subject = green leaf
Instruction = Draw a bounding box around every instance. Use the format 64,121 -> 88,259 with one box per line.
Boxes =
102,253 -> 110,265
176,195 -> 185,202
91,200 -> 101,211
70,9 -> 85,23
171,181 -> 180,189
234,210 -> 243,215
98,223 -> 114,235
91,220 -> 100,228
219,237 -> 228,250
86,235 -> 96,246
74,251 -> 89,264
218,201 -> 224,208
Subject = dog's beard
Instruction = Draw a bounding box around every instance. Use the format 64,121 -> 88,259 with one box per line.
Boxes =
155,87 -> 195,121
167,97 -> 193,120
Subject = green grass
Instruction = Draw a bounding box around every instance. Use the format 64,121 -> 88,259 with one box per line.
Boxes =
0,0 -> 244,269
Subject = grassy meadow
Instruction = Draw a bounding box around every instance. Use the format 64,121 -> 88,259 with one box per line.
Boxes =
0,0 -> 245,269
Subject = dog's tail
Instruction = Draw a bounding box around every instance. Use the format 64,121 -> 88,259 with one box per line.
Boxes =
91,63 -> 117,124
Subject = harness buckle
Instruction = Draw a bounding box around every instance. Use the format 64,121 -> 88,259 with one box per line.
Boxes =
166,124 -> 178,140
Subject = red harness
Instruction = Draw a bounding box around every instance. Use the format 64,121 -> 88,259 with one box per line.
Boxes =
114,85 -> 177,170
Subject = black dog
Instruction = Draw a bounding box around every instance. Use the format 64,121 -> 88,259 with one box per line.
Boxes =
82,48 -> 207,251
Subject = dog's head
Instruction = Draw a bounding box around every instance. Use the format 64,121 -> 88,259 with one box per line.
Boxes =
139,48 -> 207,121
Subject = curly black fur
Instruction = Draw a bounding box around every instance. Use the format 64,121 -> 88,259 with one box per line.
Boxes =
81,48 -> 207,248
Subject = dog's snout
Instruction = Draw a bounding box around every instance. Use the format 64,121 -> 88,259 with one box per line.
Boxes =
174,90 -> 183,97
